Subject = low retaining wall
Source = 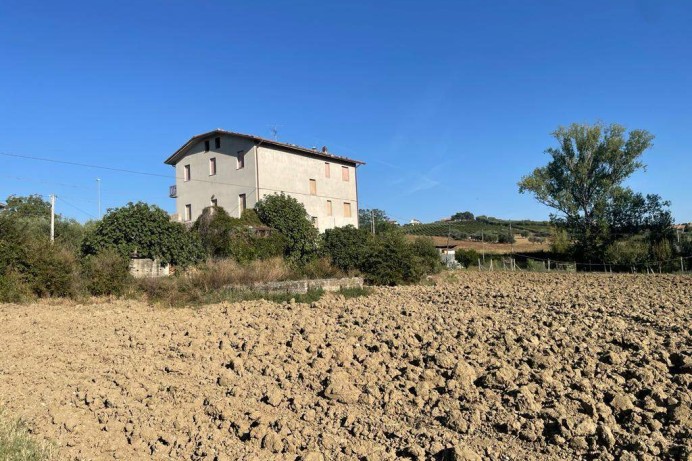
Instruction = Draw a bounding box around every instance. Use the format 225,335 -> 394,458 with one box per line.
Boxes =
231,277 -> 364,295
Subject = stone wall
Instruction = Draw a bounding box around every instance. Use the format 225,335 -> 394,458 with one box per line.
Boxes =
232,277 -> 364,295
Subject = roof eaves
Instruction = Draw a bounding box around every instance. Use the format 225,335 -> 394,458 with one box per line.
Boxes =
164,129 -> 365,166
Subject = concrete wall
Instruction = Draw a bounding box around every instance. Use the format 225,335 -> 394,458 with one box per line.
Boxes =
257,145 -> 359,232
171,133 -> 360,232
129,258 -> 170,278
173,134 -> 258,221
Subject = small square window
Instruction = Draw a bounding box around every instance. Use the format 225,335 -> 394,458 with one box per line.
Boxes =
184,164 -> 191,181
214,137 -> 221,149
311,216 -> 318,228
237,150 -> 245,169
204,140 -> 210,152
211,198 -> 218,207
209,157 -> 217,176
342,166 -> 349,181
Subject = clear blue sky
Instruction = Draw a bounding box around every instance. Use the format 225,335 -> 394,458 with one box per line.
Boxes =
1,0 -> 690,223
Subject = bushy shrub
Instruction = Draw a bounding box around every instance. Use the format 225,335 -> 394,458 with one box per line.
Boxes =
255,194 -> 319,264
25,242 -> 79,298
82,248 -> 131,296
497,232 -> 515,244
323,225 -> 371,272
298,257 -> 345,279
409,237 -> 442,275
360,233 -> 424,285
0,270 -> 32,303
455,249 -> 480,268
82,202 -> 204,267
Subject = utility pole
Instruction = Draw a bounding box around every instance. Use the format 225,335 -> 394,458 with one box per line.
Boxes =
50,194 -> 55,244
96,178 -> 101,219
371,210 -> 375,235
481,229 -> 485,264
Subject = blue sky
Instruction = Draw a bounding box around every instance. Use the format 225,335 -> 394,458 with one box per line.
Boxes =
1,0 -> 690,223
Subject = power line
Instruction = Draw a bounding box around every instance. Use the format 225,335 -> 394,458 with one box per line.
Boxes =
58,196 -> 98,219
2,151 -> 360,202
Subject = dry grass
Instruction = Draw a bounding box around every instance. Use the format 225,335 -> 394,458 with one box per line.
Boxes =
0,411 -> 54,461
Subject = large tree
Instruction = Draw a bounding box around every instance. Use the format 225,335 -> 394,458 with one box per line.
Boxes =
518,122 -> 668,260
81,202 -> 204,267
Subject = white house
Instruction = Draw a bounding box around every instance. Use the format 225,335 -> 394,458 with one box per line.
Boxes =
164,130 -> 364,232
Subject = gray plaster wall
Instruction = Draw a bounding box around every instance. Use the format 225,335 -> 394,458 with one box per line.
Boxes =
173,134 -> 258,221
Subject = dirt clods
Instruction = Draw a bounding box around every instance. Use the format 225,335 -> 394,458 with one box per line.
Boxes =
0,272 -> 690,460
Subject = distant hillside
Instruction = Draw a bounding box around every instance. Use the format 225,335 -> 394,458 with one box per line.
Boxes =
402,216 -> 552,242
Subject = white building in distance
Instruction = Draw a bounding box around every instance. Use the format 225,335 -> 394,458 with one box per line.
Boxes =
165,129 -> 364,232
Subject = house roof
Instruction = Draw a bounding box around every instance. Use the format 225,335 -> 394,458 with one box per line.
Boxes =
164,129 -> 365,166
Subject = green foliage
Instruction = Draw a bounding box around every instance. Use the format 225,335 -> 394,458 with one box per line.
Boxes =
193,206 -> 286,262
605,237 -> 649,269
24,242 -> 79,298
404,218 -> 550,241
81,248 -> 131,296
358,208 -> 399,234
0,270 -> 33,303
255,194 -> 319,263
497,231 -> 516,244
297,257 -> 344,279
518,122 -> 661,261
451,211 -> 474,221
1,194 -> 85,250
550,227 -> 571,254
409,237 -> 442,275
0,410 -> 54,461
359,233 -> 425,285
82,202 -> 204,267
323,225 -> 371,272
455,249 -> 480,268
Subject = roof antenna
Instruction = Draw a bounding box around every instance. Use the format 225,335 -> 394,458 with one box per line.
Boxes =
269,125 -> 280,141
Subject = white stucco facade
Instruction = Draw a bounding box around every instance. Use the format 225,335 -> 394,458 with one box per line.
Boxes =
165,130 -> 363,233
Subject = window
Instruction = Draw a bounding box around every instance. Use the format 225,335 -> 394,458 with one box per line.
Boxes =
325,162 -> 330,178
311,216 -> 318,228
237,150 -> 245,169
204,140 -> 210,152
185,204 -> 192,222
238,194 -> 246,214
343,202 -> 352,217
326,200 -> 332,216
183,164 -> 191,181
209,157 -> 217,176
309,179 -> 317,195
211,198 -> 218,207
214,137 -> 221,149
342,166 -> 350,181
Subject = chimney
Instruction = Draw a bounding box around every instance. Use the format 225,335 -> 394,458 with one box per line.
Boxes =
321,146 -> 328,153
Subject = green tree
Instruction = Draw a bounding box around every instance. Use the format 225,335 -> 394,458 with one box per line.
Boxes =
451,211 -> 474,221
358,208 -> 399,234
519,122 -> 658,260
323,225 -> 371,272
255,194 -> 319,263
1,194 -> 85,250
82,202 -> 204,267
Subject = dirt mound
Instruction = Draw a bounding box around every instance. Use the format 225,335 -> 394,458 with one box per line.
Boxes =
0,272 -> 690,460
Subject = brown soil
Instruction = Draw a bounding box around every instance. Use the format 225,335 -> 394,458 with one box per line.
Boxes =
406,235 -> 550,255
0,272 -> 690,461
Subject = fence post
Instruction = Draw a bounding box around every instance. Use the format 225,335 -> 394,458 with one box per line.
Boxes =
681,257 -> 685,273
478,258 -> 481,271
547,259 -> 551,271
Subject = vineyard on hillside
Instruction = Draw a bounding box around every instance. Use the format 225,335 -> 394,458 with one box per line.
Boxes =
402,217 -> 552,242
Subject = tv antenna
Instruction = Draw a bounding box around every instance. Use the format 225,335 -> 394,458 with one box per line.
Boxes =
269,125 -> 281,140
